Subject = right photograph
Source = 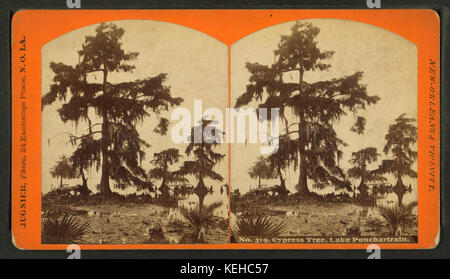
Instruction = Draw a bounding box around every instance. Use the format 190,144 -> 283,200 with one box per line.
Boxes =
230,19 -> 418,244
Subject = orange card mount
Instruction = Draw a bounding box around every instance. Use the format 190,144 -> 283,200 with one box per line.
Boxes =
11,9 -> 440,250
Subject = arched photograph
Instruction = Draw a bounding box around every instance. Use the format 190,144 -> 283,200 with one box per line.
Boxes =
229,19 -> 418,243
40,20 -> 230,244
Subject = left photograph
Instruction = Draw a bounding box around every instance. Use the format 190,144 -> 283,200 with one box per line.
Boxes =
40,20 -> 229,244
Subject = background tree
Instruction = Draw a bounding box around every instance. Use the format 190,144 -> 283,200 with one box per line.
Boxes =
248,156 -> 276,188
347,147 -> 385,198
149,148 -> 187,199
378,114 -> 417,206
42,23 -> 183,196
235,22 -> 379,196
50,155 -> 77,188
177,120 -> 225,207
69,147 -> 92,196
180,202 -> 223,242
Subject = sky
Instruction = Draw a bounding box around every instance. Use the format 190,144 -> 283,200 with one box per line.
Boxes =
41,18 -> 418,205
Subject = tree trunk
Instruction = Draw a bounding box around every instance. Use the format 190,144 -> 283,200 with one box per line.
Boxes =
60,176 -> 63,188
358,177 -> 369,197
198,194 -> 205,209
297,147 -> 309,195
99,119 -> 112,196
99,68 -> 112,196
397,192 -> 404,207
297,121 -> 310,195
278,167 -> 285,188
297,68 -> 310,196
80,168 -> 87,188
278,166 -> 288,197
160,179 -> 170,198
394,174 -> 406,206
196,176 -> 208,209
258,177 -> 261,188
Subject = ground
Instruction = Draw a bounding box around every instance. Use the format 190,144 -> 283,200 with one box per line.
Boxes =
230,201 -> 418,238
41,192 -> 418,244
42,201 -> 229,244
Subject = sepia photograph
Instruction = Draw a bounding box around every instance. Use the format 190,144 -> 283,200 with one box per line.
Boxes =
229,19 -> 418,243
40,20 -> 229,245
40,18 -> 420,245
7,5 -> 443,259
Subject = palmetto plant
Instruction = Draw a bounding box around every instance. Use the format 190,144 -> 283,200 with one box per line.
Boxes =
42,215 -> 90,244
377,201 -> 417,236
180,201 -> 222,242
233,215 -> 287,238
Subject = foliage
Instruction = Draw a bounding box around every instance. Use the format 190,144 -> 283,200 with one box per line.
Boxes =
235,21 -> 380,195
371,183 -> 394,197
320,192 -> 352,203
377,201 -> 417,236
42,215 -> 90,244
68,119 -> 100,188
180,201 -> 223,242
347,147 -> 385,195
377,114 -> 417,205
177,120 -> 225,206
178,120 -> 225,182
42,23 -> 183,195
248,156 -> 276,188
149,148 -> 187,197
233,215 -> 287,237
267,137 -> 297,190
383,114 -> 418,160
348,147 -> 380,177
50,155 -> 78,187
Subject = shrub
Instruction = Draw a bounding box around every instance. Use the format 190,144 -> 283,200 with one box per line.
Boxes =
377,201 -> 417,236
233,215 -> 287,238
180,202 -> 222,242
145,225 -> 169,244
42,215 -> 90,244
